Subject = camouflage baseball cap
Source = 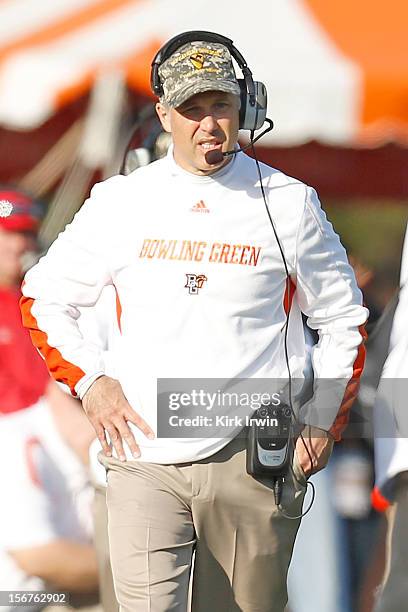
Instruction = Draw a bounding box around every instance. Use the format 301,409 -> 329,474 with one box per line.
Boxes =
158,41 -> 240,108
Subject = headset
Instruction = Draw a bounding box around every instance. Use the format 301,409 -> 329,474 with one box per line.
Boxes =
150,30 -> 267,132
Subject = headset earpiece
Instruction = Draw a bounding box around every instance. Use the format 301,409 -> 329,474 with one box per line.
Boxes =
238,80 -> 267,131
151,31 -> 268,132
151,63 -> 161,97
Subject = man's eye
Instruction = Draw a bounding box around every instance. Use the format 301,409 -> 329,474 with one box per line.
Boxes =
183,106 -> 199,114
214,102 -> 229,111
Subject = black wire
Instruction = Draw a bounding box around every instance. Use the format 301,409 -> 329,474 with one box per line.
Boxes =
250,133 -> 316,519
278,480 -> 316,520
247,118 -> 274,147
273,467 -> 316,520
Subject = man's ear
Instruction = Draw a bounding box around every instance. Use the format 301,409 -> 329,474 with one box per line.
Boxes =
155,102 -> 171,133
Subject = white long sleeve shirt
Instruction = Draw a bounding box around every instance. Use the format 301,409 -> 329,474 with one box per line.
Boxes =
374,223 -> 408,495
21,150 -> 368,463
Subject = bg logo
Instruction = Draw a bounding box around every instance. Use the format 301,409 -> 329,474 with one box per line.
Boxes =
185,274 -> 207,295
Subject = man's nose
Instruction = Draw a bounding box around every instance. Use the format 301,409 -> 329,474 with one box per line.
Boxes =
200,113 -> 219,132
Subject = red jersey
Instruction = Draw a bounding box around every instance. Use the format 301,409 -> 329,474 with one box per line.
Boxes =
0,287 -> 49,413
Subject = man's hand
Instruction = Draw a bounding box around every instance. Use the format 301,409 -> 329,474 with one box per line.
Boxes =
82,375 -> 154,461
295,425 -> 334,477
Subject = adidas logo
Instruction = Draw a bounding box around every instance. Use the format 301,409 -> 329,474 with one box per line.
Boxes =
191,200 -> 210,213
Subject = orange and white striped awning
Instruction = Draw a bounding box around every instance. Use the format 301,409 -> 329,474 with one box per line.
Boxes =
0,0 -> 407,146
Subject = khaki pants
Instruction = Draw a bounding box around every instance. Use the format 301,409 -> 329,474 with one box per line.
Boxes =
100,437 -> 306,612
375,480 -> 408,612
93,484 -> 120,612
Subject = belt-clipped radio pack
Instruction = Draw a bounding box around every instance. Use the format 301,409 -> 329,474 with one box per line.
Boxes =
246,402 -> 293,477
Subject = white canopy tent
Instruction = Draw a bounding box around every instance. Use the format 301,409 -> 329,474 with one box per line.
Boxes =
0,0 -> 407,146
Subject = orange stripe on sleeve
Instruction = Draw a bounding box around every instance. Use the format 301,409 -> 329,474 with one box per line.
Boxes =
114,286 -> 122,334
329,324 -> 368,441
371,486 -> 391,512
283,277 -> 296,315
20,295 -> 85,397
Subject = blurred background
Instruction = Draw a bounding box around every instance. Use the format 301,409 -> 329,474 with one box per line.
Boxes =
1,0 -> 408,294
1,1 -> 407,611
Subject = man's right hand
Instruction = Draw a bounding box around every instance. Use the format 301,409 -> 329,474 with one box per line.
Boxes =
82,375 -> 154,461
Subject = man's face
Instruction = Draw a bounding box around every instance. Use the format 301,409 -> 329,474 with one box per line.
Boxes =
156,91 -> 240,176
0,227 -> 35,285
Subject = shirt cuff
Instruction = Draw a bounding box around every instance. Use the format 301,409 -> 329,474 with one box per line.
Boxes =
75,371 -> 105,400
299,379 -> 348,432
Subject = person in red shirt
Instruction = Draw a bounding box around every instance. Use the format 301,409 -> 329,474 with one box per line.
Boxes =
0,188 -> 99,609
0,188 -> 49,413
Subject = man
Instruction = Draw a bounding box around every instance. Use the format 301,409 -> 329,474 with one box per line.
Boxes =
21,33 -> 368,612
0,188 -> 99,611
373,222 -> 408,612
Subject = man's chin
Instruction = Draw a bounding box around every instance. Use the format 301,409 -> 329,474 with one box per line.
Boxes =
199,151 -> 230,174
174,150 -> 229,175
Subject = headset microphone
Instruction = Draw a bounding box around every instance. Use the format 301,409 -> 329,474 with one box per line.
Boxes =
206,144 -> 249,165
205,118 -> 274,166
